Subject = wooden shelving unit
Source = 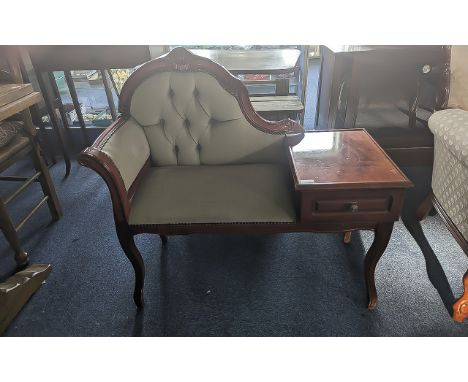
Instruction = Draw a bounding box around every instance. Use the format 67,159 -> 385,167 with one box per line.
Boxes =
0,50 -> 61,334
0,84 -> 42,120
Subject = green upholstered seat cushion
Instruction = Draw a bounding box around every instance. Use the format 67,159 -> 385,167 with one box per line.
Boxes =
128,164 -> 297,225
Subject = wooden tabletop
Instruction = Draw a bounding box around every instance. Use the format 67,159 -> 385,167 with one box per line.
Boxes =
289,129 -> 412,190
190,49 -> 301,74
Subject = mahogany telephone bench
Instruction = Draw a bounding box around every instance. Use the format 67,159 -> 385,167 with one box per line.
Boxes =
79,48 -> 412,308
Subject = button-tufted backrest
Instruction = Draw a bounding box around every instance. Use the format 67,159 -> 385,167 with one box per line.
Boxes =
127,70 -> 285,166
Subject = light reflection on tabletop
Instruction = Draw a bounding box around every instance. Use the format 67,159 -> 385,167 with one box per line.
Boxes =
292,131 -> 336,153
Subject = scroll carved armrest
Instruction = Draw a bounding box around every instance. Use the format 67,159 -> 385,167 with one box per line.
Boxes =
235,84 -> 305,137
78,117 -> 150,225
79,147 -> 132,224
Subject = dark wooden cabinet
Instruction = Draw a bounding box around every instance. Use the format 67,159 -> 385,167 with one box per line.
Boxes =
314,45 -> 449,166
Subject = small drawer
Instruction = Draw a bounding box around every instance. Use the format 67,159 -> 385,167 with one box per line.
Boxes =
299,189 -> 402,223
315,198 -> 391,214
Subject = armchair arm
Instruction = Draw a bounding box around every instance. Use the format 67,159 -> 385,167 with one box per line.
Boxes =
78,116 -> 150,224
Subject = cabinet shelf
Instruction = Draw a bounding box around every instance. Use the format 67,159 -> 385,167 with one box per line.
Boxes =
0,83 -> 42,121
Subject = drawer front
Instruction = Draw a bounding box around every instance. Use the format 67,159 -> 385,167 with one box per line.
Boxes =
300,189 -> 405,223
315,197 -> 391,214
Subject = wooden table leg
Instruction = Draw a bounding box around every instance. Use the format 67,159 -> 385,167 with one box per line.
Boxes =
343,231 -> 352,244
453,270 -> 468,323
364,222 -> 394,309
0,199 -> 29,269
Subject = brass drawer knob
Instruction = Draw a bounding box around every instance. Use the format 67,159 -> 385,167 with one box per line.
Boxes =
422,64 -> 432,74
349,202 -> 359,212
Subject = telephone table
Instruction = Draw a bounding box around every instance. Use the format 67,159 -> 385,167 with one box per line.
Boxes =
288,129 -> 413,308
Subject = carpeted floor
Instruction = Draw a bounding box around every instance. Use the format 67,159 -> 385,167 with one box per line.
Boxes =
1,159 -> 467,336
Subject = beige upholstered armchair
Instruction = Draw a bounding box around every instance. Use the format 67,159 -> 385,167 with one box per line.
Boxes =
416,46 -> 468,322
79,48 -> 304,306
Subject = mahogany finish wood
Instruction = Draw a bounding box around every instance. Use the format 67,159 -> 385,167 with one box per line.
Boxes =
289,130 -> 411,190
119,48 -> 304,136
289,130 -> 412,308
364,222 -> 395,309
79,48 -> 412,309
343,231 -> 352,244
453,270 -> 468,323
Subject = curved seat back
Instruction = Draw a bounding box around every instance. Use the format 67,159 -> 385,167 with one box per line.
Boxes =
119,48 -> 287,166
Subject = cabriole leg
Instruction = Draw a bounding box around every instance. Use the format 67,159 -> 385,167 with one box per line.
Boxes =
364,222 -> 394,309
117,230 -> 145,308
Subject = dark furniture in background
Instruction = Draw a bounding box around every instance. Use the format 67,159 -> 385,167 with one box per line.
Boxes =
0,47 -> 62,269
25,46 -> 153,175
20,46 -> 310,173
0,47 -> 62,334
410,45 -> 468,323
315,45 -> 449,167
191,48 -> 305,121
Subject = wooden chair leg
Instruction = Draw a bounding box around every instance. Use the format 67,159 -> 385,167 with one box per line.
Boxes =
453,270 -> 468,323
30,141 -> 62,221
0,200 -> 29,269
18,105 -> 62,221
35,70 -> 72,177
117,229 -> 145,308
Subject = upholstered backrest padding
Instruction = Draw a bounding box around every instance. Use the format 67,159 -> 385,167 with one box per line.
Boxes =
448,46 -> 468,111
100,118 -> 150,190
129,71 -> 284,166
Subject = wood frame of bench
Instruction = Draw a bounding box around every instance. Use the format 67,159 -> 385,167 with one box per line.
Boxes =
79,48 -> 408,309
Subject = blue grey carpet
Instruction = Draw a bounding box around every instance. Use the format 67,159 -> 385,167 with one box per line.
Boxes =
1,160 -> 467,336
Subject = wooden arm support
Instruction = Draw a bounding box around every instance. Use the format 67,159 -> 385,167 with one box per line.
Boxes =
78,115 -> 150,226
78,147 -> 132,225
